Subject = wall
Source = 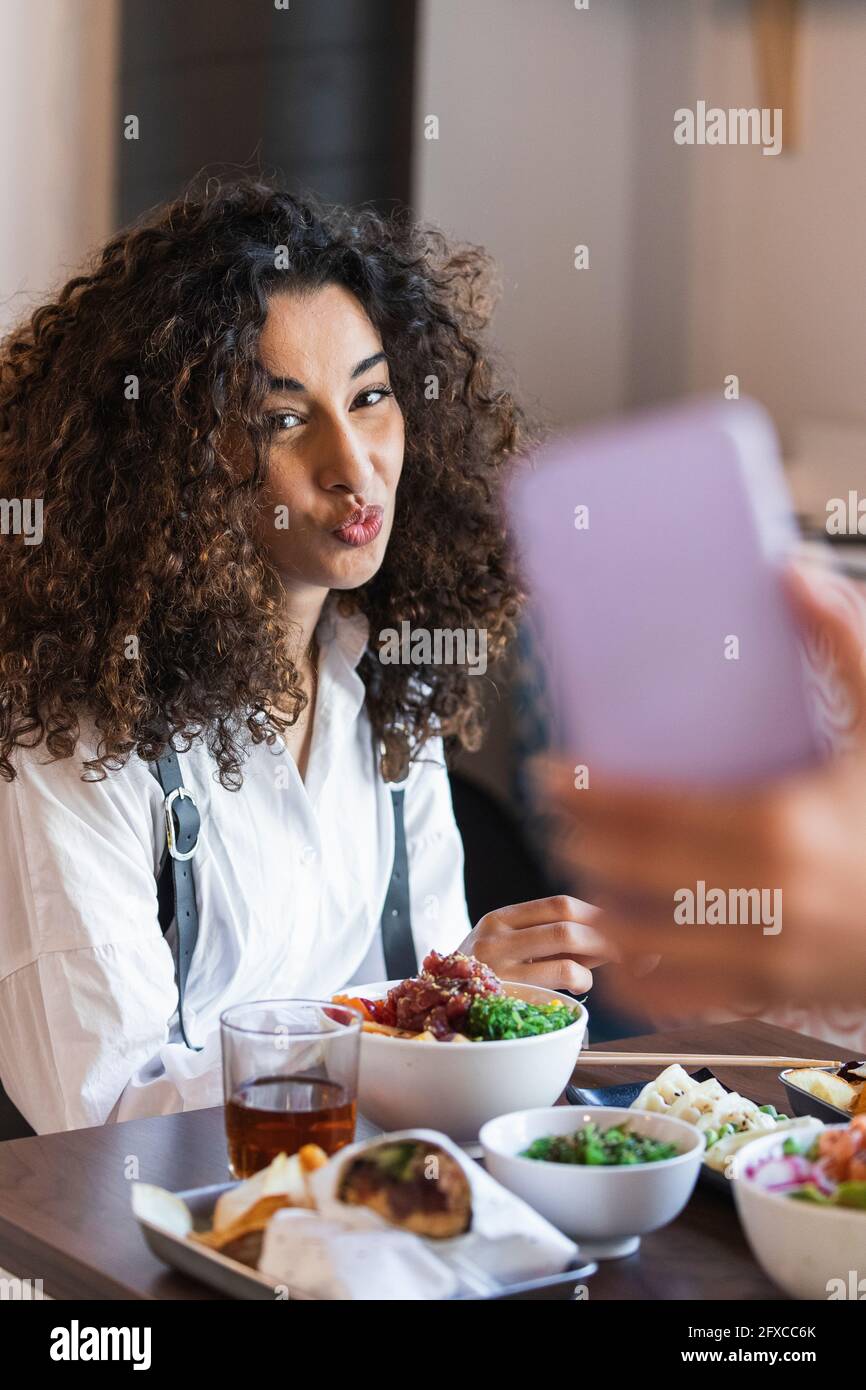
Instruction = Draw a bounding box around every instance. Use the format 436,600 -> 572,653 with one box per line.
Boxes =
413,0 -> 636,432
0,0 -> 119,336
683,0 -> 866,458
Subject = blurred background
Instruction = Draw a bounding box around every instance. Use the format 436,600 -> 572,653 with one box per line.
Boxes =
1,0 -> 864,1027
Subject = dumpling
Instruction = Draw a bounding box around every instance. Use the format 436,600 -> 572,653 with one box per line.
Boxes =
667,1079 -> 727,1126
632,1064 -> 696,1113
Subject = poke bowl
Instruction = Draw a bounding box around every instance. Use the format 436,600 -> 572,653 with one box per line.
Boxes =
333,952 -> 588,1143
732,1116 -> 866,1300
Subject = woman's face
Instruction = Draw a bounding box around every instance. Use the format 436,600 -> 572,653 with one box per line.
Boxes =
252,283 -> 405,596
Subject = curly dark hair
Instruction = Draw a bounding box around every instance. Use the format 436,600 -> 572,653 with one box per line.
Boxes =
0,173 -> 537,788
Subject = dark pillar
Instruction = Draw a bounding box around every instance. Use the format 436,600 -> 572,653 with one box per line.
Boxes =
117,0 -> 418,223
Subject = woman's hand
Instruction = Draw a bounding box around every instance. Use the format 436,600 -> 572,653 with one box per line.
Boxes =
531,563 -> 866,1016
458,893 -> 613,994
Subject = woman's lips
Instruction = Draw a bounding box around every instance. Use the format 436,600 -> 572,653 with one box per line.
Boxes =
331,505 -> 384,547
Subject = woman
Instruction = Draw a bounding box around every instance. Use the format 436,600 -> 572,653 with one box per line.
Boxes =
0,176 -> 606,1134
535,561 -> 866,1054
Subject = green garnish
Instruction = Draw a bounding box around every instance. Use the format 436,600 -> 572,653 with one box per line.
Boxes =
703,1111 -> 791,1150
466,995 -> 575,1041
791,1181 -> 866,1211
369,1142 -> 419,1180
520,1121 -> 680,1166
782,1136 -> 806,1157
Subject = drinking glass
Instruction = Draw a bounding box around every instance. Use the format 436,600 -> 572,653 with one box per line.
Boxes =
220,999 -> 362,1178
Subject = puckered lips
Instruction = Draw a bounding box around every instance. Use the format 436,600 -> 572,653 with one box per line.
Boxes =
331,504 -> 384,547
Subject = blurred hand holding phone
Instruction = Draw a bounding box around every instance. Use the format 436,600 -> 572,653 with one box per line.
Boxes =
510,397 -> 866,1024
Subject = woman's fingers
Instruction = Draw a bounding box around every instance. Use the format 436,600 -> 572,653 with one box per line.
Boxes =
529,753 -> 582,807
480,893 -> 602,932
534,753 -> 797,901
604,955 -> 743,1016
497,920 -> 614,969
785,561 -> 866,732
534,754 -> 762,851
598,912 -> 779,1009
601,912 -> 776,973
506,957 -> 594,995
549,805 -> 783,903
465,895 -> 611,983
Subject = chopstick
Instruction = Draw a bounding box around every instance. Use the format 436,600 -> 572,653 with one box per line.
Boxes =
578,1052 -> 842,1069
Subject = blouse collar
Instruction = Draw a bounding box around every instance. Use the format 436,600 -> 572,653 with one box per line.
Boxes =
316,592 -> 370,673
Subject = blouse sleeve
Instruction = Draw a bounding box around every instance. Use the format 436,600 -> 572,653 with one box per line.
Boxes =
0,746 -> 223,1134
401,735 -> 474,963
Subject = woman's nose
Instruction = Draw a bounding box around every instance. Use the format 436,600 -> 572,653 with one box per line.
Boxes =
316,418 -> 376,495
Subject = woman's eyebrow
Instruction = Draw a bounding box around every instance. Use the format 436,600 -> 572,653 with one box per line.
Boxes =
267,351 -> 388,395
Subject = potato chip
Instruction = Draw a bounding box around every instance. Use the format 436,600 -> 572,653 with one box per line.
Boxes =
213,1147 -> 324,1233
130,1182 -> 193,1237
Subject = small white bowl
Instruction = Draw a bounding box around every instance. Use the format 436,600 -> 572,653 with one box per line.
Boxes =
480,1104 -> 704,1259
732,1123 -> 866,1300
351,981 -> 587,1144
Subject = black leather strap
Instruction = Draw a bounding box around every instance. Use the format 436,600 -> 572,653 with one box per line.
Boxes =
149,740 -> 202,1052
381,786 -> 417,979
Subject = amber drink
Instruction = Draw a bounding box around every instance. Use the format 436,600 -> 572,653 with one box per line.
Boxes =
220,1001 -> 362,1179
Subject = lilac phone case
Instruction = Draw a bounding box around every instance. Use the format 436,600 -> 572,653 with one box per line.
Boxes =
509,396 -> 823,785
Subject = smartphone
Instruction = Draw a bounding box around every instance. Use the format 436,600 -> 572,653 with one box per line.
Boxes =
509,395 -> 825,785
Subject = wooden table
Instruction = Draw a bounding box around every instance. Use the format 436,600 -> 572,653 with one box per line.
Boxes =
0,1019 -> 841,1300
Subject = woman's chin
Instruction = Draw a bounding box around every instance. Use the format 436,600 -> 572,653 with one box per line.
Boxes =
271,532 -> 389,593
324,537 -> 388,588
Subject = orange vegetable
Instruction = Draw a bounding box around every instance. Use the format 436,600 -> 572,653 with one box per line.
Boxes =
850,1152 -> 866,1182
817,1117 -> 866,1182
331,993 -> 376,1023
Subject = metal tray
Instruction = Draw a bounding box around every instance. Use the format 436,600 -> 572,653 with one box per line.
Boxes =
136,1181 -> 598,1301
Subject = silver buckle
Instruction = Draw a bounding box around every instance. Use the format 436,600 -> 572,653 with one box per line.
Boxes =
164,786 -> 198,862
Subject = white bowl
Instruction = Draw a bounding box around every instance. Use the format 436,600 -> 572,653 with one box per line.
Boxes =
732,1124 -> 866,1300
351,980 -> 587,1144
480,1104 -> 704,1259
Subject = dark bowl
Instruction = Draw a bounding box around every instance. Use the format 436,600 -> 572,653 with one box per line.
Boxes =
779,1068 -> 852,1125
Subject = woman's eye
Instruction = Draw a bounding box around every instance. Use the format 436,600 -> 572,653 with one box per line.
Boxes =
268,409 -> 303,433
354,384 -> 394,408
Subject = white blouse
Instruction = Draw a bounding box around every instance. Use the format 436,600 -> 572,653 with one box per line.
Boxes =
0,599 -> 472,1134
